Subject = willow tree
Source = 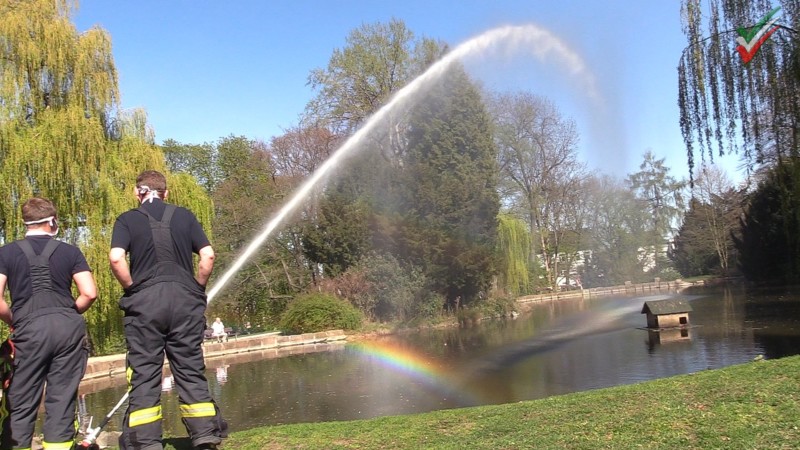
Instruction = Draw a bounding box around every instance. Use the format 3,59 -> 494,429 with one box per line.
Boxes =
0,0 -> 212,354
496,214 -> 532,296
679,0 -> 800,180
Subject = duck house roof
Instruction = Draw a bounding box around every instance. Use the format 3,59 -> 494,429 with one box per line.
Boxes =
641,299 -> 693,315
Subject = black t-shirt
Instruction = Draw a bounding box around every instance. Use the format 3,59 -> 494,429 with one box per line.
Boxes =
0,236 -> 91,306
110,199 -> 210,283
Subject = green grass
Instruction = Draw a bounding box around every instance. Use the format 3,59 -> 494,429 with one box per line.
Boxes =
159,355 -> 800,449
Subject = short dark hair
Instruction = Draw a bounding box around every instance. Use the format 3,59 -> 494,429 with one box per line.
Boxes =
22,197 -> 57,223
136,170 -> 167,193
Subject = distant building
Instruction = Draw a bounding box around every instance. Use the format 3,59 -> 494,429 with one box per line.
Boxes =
641,299 -> 692,329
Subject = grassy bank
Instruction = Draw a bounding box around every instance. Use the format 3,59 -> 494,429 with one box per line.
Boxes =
158,355 -> 800,449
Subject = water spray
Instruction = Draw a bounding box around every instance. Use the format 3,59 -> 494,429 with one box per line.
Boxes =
206,24 -> 601,303
77,392 -> 129,449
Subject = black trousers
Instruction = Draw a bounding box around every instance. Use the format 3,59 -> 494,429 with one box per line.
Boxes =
1,310 -> 87,449
119,282 -> 225,450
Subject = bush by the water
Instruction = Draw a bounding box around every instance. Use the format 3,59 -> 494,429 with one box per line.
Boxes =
279,293 -> 363,334
317,253 -> 440,323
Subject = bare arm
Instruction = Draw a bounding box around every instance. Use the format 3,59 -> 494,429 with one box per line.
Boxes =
72,270 -> 97,314
196,245 -> 215,287
109,247 -> 133,289
0,274 -> 10,326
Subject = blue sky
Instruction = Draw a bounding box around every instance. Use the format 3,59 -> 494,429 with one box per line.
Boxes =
71,1 -> 745,182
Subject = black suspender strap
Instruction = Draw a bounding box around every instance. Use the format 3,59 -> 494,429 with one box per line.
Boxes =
16,238 -> 61,293
11,238 -> 75,327
138,204 -> 177,264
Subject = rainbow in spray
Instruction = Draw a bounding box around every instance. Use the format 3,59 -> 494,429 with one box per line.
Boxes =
348,339 -> 481,406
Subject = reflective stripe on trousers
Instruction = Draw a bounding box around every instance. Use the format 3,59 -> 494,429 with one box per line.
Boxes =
41,441 -> 75,449
180,402 -> 216,418
129,405 -> 163,427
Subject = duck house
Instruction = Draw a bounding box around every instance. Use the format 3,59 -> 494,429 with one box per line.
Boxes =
641,299 -> 692,329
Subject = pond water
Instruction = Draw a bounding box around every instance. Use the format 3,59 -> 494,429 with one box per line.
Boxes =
77,284 -> 800,436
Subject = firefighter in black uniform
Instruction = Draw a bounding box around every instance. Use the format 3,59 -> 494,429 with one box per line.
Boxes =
109,170 -> 225,450
0,197 -> 97,449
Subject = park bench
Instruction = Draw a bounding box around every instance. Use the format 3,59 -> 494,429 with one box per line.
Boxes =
203,327 -> 237,342
224,327 -> 237,340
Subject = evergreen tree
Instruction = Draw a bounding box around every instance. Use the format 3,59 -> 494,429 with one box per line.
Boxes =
735,161 -> 800,283
161,139 -> 217,193
203,136 -> 318,328
399,65 -> 499,305
300,18 -> 450,305
627,151 -> 686,277
302,190 -> 371,278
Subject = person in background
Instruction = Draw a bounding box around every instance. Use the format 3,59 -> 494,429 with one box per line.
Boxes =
0,197 -> 97,449
210,317 -> 226,343
109,170 -> 226,450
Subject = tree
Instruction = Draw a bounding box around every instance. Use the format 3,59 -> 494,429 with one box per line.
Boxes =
269,125 -> 340,183
678,1 -> 800,284
691,164 -> 744,275
496,214 -> 534,296
398,64 -> 500,306
627,150 -> 686,276
306,18 -> 445,137
205,136 -> 320,327
678,1 -> 800,178
581,176 -> 652,287
0,0 -> 116,125
489,91 -> 587,289
301,191 -> 371,278
161,139 -> 216,192
735,160 -> 800,283
0,0 -> 213,353
300,19 -> 450,299
671,198 -> 723,277
306,18 -> 447,169
302,19 -> 499,314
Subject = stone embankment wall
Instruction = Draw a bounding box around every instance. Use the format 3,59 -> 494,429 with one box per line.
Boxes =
516,279 -> 699,306
82,330 -> 346,384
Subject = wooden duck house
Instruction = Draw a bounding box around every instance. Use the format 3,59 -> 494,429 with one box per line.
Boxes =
641,299 -> 692,329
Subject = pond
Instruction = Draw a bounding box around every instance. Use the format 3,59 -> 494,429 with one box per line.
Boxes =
77,284 -> 800,436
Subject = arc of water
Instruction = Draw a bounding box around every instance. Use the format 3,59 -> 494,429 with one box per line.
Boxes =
206,24 -> 600,303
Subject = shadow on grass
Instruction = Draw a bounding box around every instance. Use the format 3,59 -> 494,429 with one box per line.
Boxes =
163,437 -> 194,449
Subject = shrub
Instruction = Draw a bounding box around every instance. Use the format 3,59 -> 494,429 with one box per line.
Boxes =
456,295 -> 516,326
475,295 -> 516,318
412,292 -> 445,322
319,254 -> 437,323
279,293 -> 363,334
357,254 -> 432,322
317,268 -> 376,319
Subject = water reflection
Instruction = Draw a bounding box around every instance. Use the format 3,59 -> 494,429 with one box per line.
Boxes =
76,285 -> 800,437
216,365 -> 229,385
161,375 -> 174,392
646,327 -> 691,346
